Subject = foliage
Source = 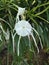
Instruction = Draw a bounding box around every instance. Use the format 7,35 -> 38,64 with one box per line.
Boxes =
0,0 -> 49,65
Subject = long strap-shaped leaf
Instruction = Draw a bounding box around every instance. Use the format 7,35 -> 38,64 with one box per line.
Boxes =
31,1 -> 49,12
0,18 -> 12,29
36,16 -> 49,24
35,6 -> 49,16
30,14 -> 49,24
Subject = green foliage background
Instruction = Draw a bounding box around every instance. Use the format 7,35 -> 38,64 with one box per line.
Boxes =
0,0 -> 49,65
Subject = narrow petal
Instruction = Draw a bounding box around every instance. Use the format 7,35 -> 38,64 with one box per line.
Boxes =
32,28 -> 43,49
31,32 -> 39,53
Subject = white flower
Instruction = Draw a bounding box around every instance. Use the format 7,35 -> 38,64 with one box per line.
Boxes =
14,20 -> 43,56
15,20 -> 32,36
16,7 -> 25,22
14,6 -> 43,56
18,7 -> 25,15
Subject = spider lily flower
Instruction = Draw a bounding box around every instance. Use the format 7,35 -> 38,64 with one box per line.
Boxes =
18,7 -> 25,15
14,20 -> 43,56
16,7 -> 25,22
15,20 -> 32,36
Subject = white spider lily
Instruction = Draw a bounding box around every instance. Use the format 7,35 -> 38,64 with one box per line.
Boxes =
15,20 -> 32,36
14,20 -> 43,56
16,7 -> 25,22
18,7 -> 25,15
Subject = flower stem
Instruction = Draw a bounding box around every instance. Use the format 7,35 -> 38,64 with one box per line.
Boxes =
17,36 -> 21,56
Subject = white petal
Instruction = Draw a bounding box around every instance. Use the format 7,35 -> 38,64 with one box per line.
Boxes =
15,20 -> 32,37
18,7 -> 25,15
31,32 -> 39,53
